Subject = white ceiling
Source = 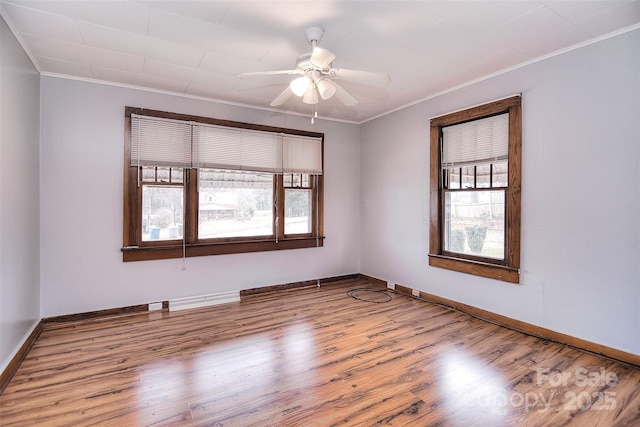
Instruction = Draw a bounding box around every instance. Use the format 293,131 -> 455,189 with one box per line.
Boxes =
2,1 -> 639,123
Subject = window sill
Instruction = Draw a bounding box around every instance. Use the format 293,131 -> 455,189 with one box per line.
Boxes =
122,237 -> 324,262
428,254 -> 519,284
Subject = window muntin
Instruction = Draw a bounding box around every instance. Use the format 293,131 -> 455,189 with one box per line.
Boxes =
429,96 -> 521,283
141,166 -> 184,183
122,107 -> 324,262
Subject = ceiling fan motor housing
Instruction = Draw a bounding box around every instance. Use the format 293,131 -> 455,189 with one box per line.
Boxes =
296,53 -> 331,72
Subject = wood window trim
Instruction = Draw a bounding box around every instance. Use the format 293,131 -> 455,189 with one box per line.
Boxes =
122,107 -> 324,262
428,96 -> 522,283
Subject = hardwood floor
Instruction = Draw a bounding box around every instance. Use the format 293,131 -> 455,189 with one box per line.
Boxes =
1,277 -> 639,426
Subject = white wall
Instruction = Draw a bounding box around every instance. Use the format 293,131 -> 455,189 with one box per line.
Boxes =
0,17 -> 41,372
360,29 -> 640,355
39,77 -> 360,317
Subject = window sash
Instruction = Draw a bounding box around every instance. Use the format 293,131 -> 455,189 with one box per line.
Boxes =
197,168 -> 275,240
443,188 -> 506,262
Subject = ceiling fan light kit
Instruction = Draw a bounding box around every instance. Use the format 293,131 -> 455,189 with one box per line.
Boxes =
290,75 -> 310,96
240,26 -> 391,114
303,84 -> 319,104
317,79 -> 336,100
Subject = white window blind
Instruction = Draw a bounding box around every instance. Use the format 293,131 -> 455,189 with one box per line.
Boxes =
282,135 -> 323,175
130,113 -> 323,175
130,114 -> 192,167
442,113 -> 509,168
194,124 -> 283,173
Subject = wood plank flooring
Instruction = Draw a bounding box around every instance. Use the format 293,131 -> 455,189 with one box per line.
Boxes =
1,277 -> 639,426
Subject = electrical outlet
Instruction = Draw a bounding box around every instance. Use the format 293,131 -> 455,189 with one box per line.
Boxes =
411,289 -> 420,297
148,302 -> 163,311
386,281 -> 395,290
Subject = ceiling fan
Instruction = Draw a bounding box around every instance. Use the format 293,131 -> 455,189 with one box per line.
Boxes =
239,27 -> 391,107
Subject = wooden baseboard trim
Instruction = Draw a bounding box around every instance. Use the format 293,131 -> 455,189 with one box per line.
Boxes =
0,320 -> 43,395
240,274 -> 360,297
390,282 -> 639,367
357,274 -> 387,287
43,304 -> 152,326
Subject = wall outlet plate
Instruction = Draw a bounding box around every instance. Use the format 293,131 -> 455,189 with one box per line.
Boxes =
411,289 -> 420,297
386,281 -> 395,290
148,302 -> 163,311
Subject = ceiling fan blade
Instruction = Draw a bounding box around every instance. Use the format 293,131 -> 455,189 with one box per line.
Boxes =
239,70 -> 300,77
331,68 -> 391,87
270,87 -> 294,106
310,46 -> 335,69
333,82 -> 358,106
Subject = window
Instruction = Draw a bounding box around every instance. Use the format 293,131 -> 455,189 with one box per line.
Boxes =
429,96 -> 521,283
122,107 -> 324,262
284,173 -> 315,235
198,169 -> 273,239
141,167 -> 184,241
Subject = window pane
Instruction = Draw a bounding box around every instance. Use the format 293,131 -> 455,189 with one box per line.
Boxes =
476,164 -> 491,188
142,166 -> 156,182
198,169 -> 273,239
142,185 -> 184,241
444,190 -> 505,259
461,166 -> 475,188
156,167 -> 170,182
492,160 -> 508,187
446,168 -> 460,189
171,168 -> 183,183
285,189 -> 312,234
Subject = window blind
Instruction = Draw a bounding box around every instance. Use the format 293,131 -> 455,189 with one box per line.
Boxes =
282,134 -> 323,175
442,113 -> 509,168
131,113 -> 323,175
194,124 -> 283,173
130,114 -> 192,167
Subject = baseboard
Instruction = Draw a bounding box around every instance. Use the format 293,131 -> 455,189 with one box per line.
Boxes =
43,303 -> 152,325
389,282 -> 640,367
0,319 -> 43,395
357,274 -> 387,287
240,273 -> 360,297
